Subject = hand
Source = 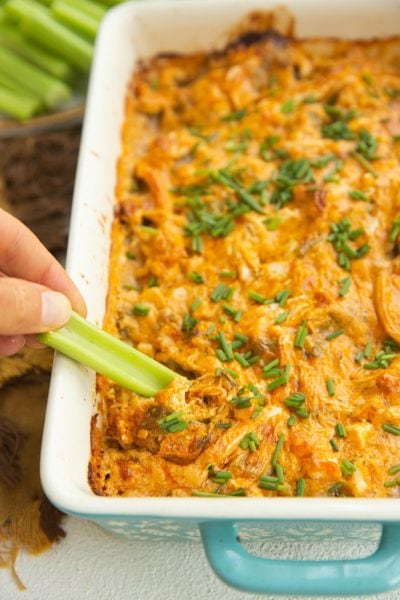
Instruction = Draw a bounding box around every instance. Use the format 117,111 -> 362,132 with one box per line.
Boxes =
0,208 -> 86,356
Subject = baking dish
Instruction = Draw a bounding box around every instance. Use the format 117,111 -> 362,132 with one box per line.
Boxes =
40,0 -> 400,595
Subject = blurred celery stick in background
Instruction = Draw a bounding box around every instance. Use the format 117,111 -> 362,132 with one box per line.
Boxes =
5,0 -> 93,71
0,44 -> 70,107
0,23 -> 74,80
59,0 -> 106,22
0,86 -> 42,120
0,70 -> 43,102
0,0 -> 128,122
52,0 -> 99,42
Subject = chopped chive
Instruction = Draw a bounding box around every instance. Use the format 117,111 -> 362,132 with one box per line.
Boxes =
287,415 -> 297,427
326,379 -> 335,396
341,459 -> 356,477
213,470 -> 232,484
248,291 -> 268,304
182,313 -> 198,333
349,189 -> 369,201
216,349 -> 228,362
148,276 -> 158,287
234,352 -> 250,368
328,482 -> 344,495
260,475 -> 279,484
229,488 -> 247,496
234,333 -> 249,344
220,270 -> 237,278
330,438 -> 339,452
188,271 -> 204,284
384,480 -> 398,488
133,303 -> 150,316
335,423 -> 347,438
159,411 -> 188,433
251,406 -> 262,419
192,236 -> 203,253
140,225 -> 158,235
295,408 -> 309,419
294,321 -> 307,349
271,434 -> 285,467
205,324 -> 216,337
216,422 -> 232,429
222,368 -> 239,379
263,358 -> 280,374
240,432 -> 261,451
218,331 -> 234,361
296,478 -> 305,496
351,151 -> 378,177
390,218 -> 400,243
281,98 -> 296,114
275,464 -> 284,483
264,216 -> 282,231
389,464 -> 400,475
275,311 -> 289,324
276,289 -> 291,306
326,329 -> 344,341
211,283 -> 233,302
284,391 -> 306,408
126,250 -> 136,260
191,490 -> 226,497
382,423 -> 400,436
267,364 -> 290,391
247,354 -> 261,365
191,298 -> 202,311
338,276 -> 351,297
221,108 -> 247,122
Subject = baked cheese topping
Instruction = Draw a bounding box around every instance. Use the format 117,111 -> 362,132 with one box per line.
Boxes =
90,31 -> 400,498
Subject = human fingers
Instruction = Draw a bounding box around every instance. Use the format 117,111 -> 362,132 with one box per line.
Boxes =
0,209 -> 86,316
0,277 -> 71,335
0,335 -> 25,356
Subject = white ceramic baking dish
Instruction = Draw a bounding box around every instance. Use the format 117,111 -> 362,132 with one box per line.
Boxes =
40,0 -> 400,595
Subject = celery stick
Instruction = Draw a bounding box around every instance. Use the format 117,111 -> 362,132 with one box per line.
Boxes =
96,0 -> 125,5
39,312 -> 176,397
0,23 -> 73,81
52,0 -> 99,41
5,0 -> 93,72
0,70 -> 43,103
0,45 -> 70,108
60,0 -> 106,22
0,85 -> 41,121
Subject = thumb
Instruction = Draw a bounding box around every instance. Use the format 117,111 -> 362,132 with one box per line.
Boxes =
0,277 -> 72,335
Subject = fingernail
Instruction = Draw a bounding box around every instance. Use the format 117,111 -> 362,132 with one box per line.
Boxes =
41,291 -> 72,329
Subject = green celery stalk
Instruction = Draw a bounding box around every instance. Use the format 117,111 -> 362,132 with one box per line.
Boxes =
0,23 -> 74,80
52,0 -> 99,41
0,69 -> 42,103
38,311 -> 177,397
5,0 -> 93,72
95,0 -> 125,5
0,84 -> 41,120
0,44 -> 70,108
59,0 -> 106,22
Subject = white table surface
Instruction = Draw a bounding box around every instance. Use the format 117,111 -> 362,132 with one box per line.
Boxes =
1,516 -> 400,600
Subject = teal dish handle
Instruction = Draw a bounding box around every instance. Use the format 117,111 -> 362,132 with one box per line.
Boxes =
200,522 -> 400,596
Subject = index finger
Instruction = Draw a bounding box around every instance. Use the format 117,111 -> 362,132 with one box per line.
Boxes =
0,209 -> 86,316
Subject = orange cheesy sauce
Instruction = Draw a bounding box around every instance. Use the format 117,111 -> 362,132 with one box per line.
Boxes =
90,31 -> 400,498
